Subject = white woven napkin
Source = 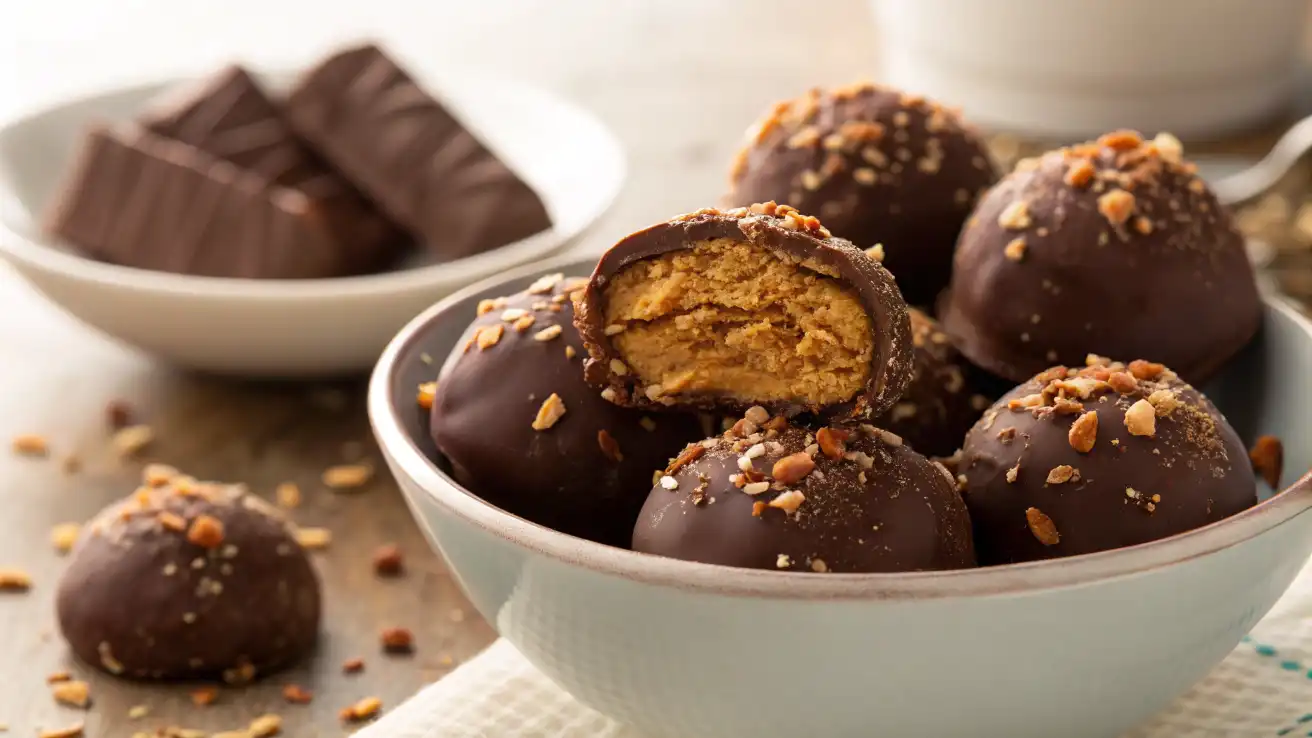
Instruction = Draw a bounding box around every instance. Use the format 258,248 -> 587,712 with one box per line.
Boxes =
361,561 -> 1312,738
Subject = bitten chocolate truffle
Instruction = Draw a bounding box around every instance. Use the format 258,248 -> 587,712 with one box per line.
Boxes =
725,83 -> 999,306
632,413 -> 975,572
875,309 -> 993,457
430,274 -> 704,547
958,357 -> 1257,565
56,467 -> 321,681
574,202 -> 914,421
285,44 -> 553,261
941,130 -> 1262,384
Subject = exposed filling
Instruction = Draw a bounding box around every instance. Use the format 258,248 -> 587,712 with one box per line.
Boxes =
604,238 -> 872,406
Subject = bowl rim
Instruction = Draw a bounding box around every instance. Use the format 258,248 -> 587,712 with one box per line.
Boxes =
0,66 -> 625,302
368,254 -> 1312,600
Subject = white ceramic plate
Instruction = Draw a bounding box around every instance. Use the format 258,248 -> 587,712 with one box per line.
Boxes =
0,67 -> 625,377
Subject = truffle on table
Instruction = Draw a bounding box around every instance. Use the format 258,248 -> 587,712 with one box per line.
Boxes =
45,126 -> 349,279
56,467 -> 321,681
724,83 -> 999,306
958,356 -> 1257,565
429,274 -> 705,547
632,412 -> 976,572
874,309 -> 994,457
139,65 -> 404,274
284,44 -> 553,261
941,130 -> 1262,384
574,202 -> 914,421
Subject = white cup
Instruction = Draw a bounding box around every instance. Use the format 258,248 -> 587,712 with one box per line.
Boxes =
872,0 -> 1311,139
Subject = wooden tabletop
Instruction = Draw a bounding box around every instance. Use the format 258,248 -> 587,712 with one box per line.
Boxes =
2,1 -> 1310,735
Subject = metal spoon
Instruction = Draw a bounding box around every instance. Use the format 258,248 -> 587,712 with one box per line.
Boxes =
1193,114 -> 1312,208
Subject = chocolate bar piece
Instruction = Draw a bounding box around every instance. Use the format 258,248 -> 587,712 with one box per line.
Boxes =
45,126 -> 347,279
284,45 -> 552,260
140,66 -> 403,273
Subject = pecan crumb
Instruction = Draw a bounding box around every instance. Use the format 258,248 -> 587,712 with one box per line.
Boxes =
342,658 -> 365,674
532,393 -> 567,431
1003,237 -> 1026,262
249,714 -> 283,737
1107,372 -> 1138,394
1064,159 -> 1095,188
767,490 -> 806,514
190,686 -> 219,706
11,433 -> 49,457
416,382 -> 437,410
1127,359 -> 1165,380
1097,189 -> 1135,226
1046,465 -> 1077,485
275,482 -> 301,509
294,527 -> 332,550
282,684 -> 313,705
751,501 -> 767,517
186,515 -> 225,549
1068,412 -> 1098,453
665,444 -> 706,474
533,325 -> 563,342
771,453 -> 816,485
998,200 -> 1032,230
1025,507 -> 1060,546
373,544 -> 404,577
597,430 -> 623,462
1124,399 -> 1157,437
111,425 -> 154,458
475,324 -> 504,350
37,724 -> 83,738
50,680 -> 91,708
1250,435 -> 1284,488
380,627 -> 414,654
815,427 -> 850,460
340,696 -> 383,723
322,464 -> 373,489
1005,462 -> 1020,483
50,523 -> 80,554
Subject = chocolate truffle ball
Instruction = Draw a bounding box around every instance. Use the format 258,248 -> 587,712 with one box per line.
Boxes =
941,130 -> 1262,384
56,467 -> 321,681
725,83 -> 999,306
575,202 -> 913,421
633,413 -> 976,572
874,309 -> 994,457
959,357 -> 1257,565
430,274 -> 705,547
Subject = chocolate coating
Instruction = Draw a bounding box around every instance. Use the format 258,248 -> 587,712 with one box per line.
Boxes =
633,418 -> 976,572
56,469 -> 321,681
284,44 -> 553,261
725,83 -> 999,306
575,203 -> 914,420
959,358 -> 1257,565
140,65 -> 403,273
941,131 -> 1262,384
430,275 -> 705,547
45,126 -> 350,279
875,309 -> 993,457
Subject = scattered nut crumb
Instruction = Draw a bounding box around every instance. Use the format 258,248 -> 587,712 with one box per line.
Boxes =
0,569 -> 32,592
815,427 -> 849,460
1146,389 -> 1180,416
416,382 -> 437,410
381,627 -> 414,654
475,324 -> 504,350
127,705 -> 150,719
1005,463 -> 1020,483
998,200 -> 1032,230
37,723 -> 83,738
1250,435 -> 1284,488
50,681 -> 90,708
342,658 -> 365,674
340,696 -> 383,723
373,544 -> 404,576
322,464 -> 373,489
11,433 -> 49,457
767,490 -> 806,514
597,430 -> 623,462
1003,237 -> 1026,262
275,482 -> 301,509
1107,372 -> 1137,394
1068,412 -> 1098,453
190,686 -> 219,706
1097,190 -> 1135,226
810,558 -> 829,573
1124,399 -> 1157,437
50,523 -> 80,554
294,527 -> 332,550
533,325 -> 563,342
771,453 -> 815,485
112,425 -> 154,457
1025,507 -> 1060,546
775,554 -> 792,569
1046,465 -> 1077,485
1127,360 -> 1165,380
187,515 -> 225,549
531,393 -> 567,431
248,714 -> 282,737
282,684 -> 313,705
46,672 -> 71,684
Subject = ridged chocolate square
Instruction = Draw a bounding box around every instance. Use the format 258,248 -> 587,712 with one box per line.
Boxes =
283,45 -> 552,260
45,126 -> 347,279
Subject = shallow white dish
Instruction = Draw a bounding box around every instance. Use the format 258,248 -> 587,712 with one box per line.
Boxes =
371,255 -> 1312,738
0,67 -> 624,377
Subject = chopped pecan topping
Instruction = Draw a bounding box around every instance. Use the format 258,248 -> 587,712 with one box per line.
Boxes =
816,427 -> 850,460
1107,372 -> 1137,394
1025,508 -> 1060,546
771,453 -> 816,485
665,444 -> 706,474
1097,190 -> 1135,226
186,515 -> 225,549
1124,399 -> 1156,437
597,430 -> 623,462
1068,411 -> 1098,453
1250,435 -> 1284,488
531,393 -> 567,431
1045,465 -> 1078,484
1127,359 -> 1165,380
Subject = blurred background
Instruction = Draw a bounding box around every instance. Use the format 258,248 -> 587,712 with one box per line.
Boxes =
7,0 -> 1312,298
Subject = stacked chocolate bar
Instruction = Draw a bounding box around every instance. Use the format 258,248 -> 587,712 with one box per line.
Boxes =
45,45 -> 553,280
